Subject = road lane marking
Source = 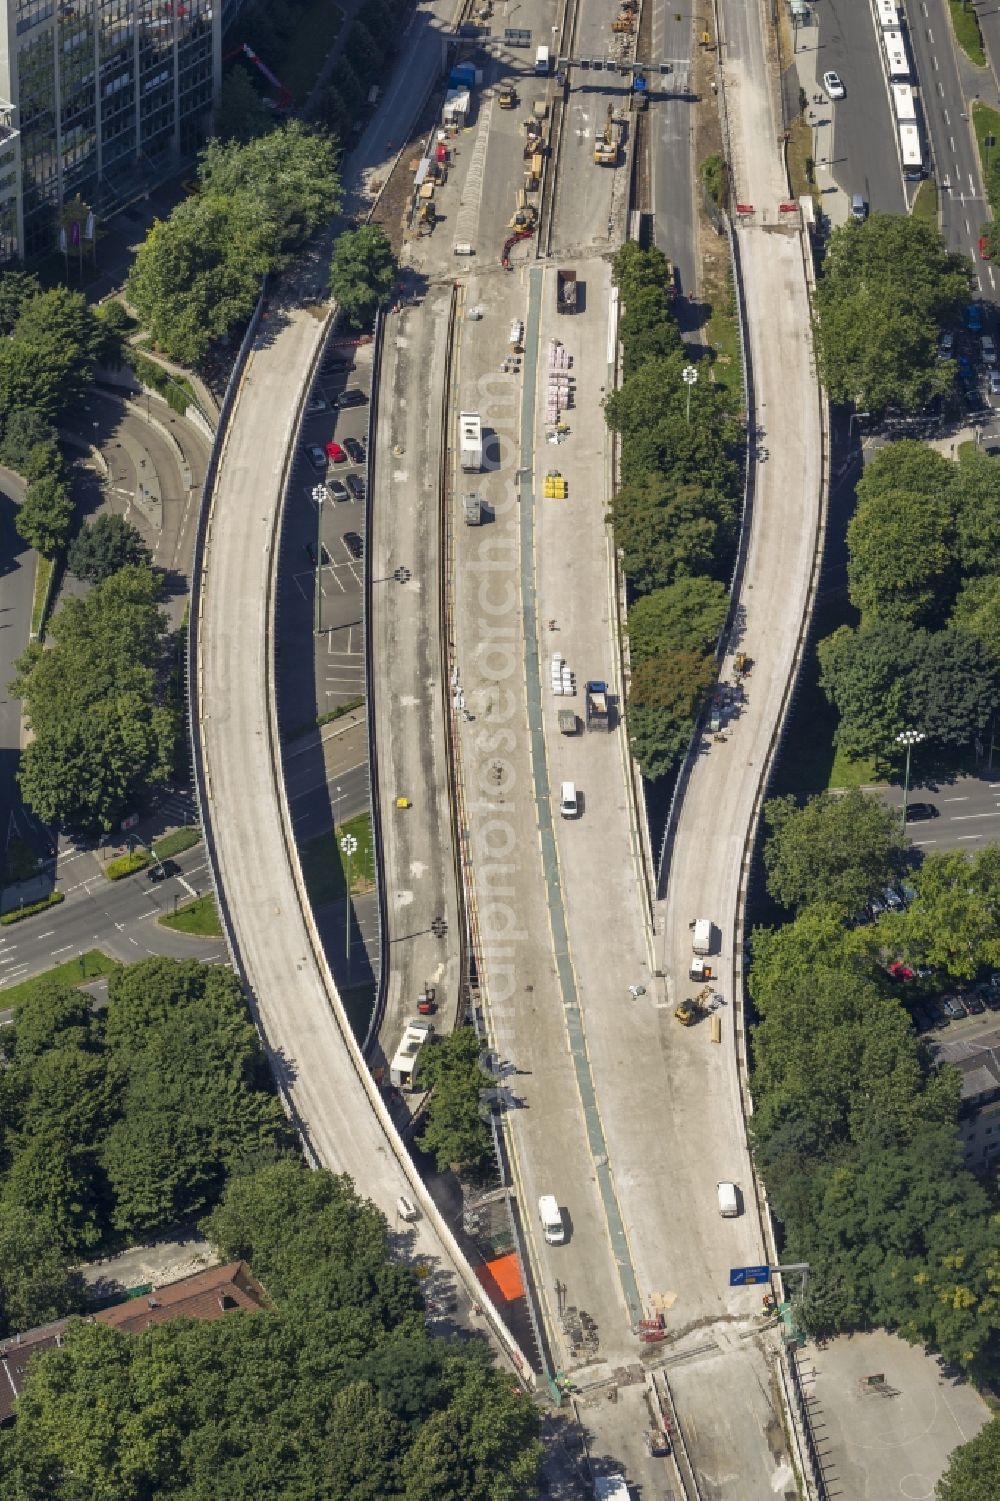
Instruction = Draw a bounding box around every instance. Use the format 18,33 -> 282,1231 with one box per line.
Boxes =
34,930 -> 55,940
950,811 -> 1000,820
933,55 -> 939,70
179,878 -> 197,897
49,944 -> 73,955
959,834 -> 985,840
928,28 -> 934,42
970,173 -> 976,194
944,109 -> 951,126
943,795 -> 969,802
965,218 -> 971,233
938,81 -> 944,96
0,967 -> 29,985
950,137 -> 957,153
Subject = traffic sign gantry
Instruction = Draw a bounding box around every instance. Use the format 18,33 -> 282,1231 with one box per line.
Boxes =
730,1264 -> 771,1286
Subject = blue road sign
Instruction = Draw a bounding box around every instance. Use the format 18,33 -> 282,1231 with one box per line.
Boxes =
730,1264 -> 771,1286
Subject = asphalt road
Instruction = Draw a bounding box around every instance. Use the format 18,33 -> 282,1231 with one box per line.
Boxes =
810,0 -> 906,214
907,0 -> 991,270
867,769 -> 1000,850
0,837 -> 227,994
650,0 -> 697,297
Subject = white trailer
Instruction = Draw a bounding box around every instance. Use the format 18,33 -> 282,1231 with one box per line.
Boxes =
389,1019 -> 434,1089
459,411 -> 483,471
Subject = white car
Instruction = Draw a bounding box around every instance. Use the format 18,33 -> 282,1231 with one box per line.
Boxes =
823,70 -> 846,100
989,369 -> 1000,395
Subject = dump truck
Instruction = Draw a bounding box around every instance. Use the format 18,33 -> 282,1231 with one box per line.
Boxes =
498,83 -> 516,109
459,411 -> 483,471
557,267 -> 578,313
585,680 -> 610,731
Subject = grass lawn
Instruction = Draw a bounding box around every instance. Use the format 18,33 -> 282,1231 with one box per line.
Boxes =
786,115 -> 814,202
31,554 -> 54,638
972,101 -> 1000,192
280,0 -> 345,103
1,950 -> 119,1008
910,178 -> 939,229
768,595 -> 878,795
300,812 -> 375,908
153,826 -> 202,860
948,0 -> 986,66
705,275 -> 744,399
158,895 -> 222,937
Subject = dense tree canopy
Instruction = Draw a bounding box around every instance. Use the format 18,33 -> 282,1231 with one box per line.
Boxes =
67,514 -> 152,584
0,960 -> 291,1340
893,847 -> 1000,979
329,225 -> 397,328
936,1416 -> 1000,1501
846,485 -> 956,624
11,564 -> 177,831
762,789 -> 906,915
0,287 -> 105,423
0,1158 -> 543,1499
608,474 -> 736,593
15,473 -> 74,558
416,1029 -> 493,1175
626,576 -> 728,663
813,213 -> 969,413
126,123 -> 340,362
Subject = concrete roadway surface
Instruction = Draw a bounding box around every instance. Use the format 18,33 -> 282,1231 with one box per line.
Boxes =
369,290 -> 461,1070
797,2 -> 904,220
653,0 -> 818,1488
0,836 -> 226,994
547,0 -> 628,254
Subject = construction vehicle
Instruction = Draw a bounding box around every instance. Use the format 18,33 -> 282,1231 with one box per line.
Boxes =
557,267 -> 578,313
610,12 -> 634,32
509,194 -> 538,230
501,223 -> 535,269
585,681 -> 610,731
417,199 -> 436,234
460,412 -> 483,471
222,43 -> 292,111
674,986 -> 713,1026
593,106 -> 620,166
689,957 -> 715,981
498,83 -> 516,109
417,986 -> 437,1016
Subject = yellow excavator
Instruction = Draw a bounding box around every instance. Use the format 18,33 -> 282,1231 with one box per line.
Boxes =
593,105 -> 620,166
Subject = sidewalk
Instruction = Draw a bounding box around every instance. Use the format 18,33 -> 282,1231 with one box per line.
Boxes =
794,19 -> 851,226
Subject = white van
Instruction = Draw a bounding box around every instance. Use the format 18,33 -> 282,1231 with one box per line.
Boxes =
559,781 -> 579,818
692,917 -> 713,955
538,1194 -> 565,1244
717,1180 -> 739,1218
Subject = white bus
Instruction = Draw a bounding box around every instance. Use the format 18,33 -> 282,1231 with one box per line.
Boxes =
883,28 -> 910,79
899,122 -> 924,179
876,0 -> 899,29
891,81 -> 917,124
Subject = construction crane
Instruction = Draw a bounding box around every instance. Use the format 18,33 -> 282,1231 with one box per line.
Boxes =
222,43 -> 292,111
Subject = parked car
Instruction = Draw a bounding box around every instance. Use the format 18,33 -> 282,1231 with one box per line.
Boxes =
980,235 -> 992,261
883,887 -> 905,910
343,530 -> 364,559
823,70 -> 846,100
327,479 -> 350,502
965,994 -> 986,1015
905,801 -> 939,822
336,387 -> 368,408
325,440 -> 348,464
989,370 -> 1000,395
939,330 -> 955,354
346,472 -> 366,501
303,443 -> 327,471
887,961 -> 915,982
942,997 -> 966,1020
344,436 -> 366,464
306,394 -> 328,414
966,303 -> 984,332
958,354 -> 974,379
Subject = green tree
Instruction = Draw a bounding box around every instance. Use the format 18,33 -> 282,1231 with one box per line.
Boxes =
936,1416 -> 1000,1501
818,621 -> 997,764
126,193 -> 277,364
608,473 -> 736,592
197,121 -> 340,250
329,224 -> 397,328
0,408 -> 58,473
0,269 -> 41,336
346,18 -> 384,80
321,1381 -> 406,1500
0,287 -> 104,422
846,486 -> 956,624
15,473 -> 74,557
0,1206 -> 81,1337
954,447 -> 1000,575
626,576 -> 728,663
762,789 -> 906,914
855,437 -> 957,505
215,64 -> 273,143
67,514 -> 152,583
899,847 -> 1000,979
813,213 -> 969,414
626,649 -> 715,778
11,565 -> 177,830
403,1359 -> 542,1501
417,1029 -> 494,1175
951,574 -> 1000,663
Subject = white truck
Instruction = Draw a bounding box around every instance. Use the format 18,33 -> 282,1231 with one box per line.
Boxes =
594,1477 -> 630,1501
537,1194 -> 565,1244
535,44 -> 550,74
691,917 -> 713,955
459,410 -> 483,471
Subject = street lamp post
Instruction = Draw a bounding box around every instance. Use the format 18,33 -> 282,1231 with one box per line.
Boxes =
311,484 -> 327,633
896,729 -> 925,833
682,364 -> 698,424
335,783 -> 342,835
340,833 -> 358,986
